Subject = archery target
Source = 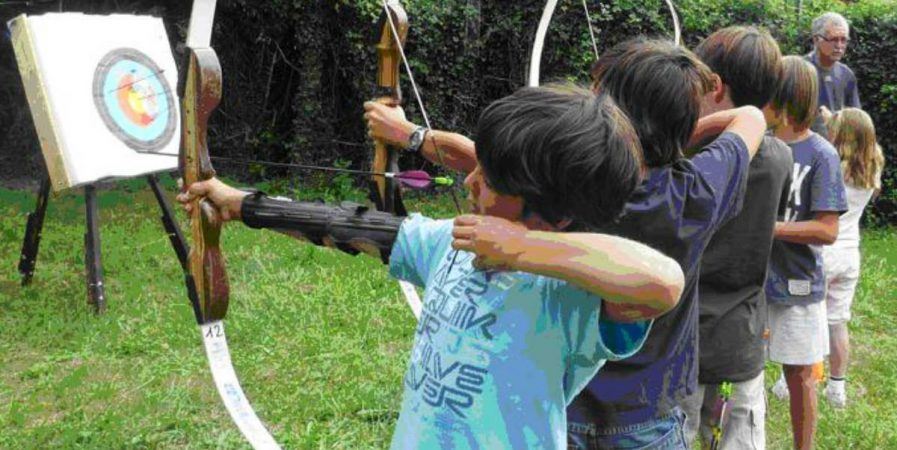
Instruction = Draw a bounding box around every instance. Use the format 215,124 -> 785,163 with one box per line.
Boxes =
9,13 -> 179,191
93,48 -> 176,153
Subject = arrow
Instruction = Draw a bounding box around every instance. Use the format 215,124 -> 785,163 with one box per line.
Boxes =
210,157 -> 454,189
151,153 -> 454,190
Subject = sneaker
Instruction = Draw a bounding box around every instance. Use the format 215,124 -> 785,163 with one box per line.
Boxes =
825,385 -> 847,409
771,376 -> 789,401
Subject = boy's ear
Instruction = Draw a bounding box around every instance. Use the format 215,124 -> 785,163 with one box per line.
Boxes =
762,105 -> 778,128
711,74 -> 727,104
763,105 -> 790,131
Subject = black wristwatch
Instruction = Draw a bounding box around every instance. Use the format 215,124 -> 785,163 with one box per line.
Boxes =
406,126 -> 427,153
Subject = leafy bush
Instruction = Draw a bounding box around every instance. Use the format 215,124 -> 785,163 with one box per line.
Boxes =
0,0 -> 895,223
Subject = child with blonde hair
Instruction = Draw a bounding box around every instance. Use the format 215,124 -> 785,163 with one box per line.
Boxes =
822,107 -> 885,408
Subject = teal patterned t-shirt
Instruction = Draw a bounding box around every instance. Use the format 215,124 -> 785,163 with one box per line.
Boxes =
388,215 -> 651,450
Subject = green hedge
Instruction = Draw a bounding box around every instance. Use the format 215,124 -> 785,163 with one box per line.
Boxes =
1,0 -> 895,224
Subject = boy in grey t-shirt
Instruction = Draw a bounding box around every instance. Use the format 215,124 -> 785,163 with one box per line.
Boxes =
683,26 -> 793,450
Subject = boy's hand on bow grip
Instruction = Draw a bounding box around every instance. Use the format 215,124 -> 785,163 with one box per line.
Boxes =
176,177 -> 249,222
364,101 -> 416,148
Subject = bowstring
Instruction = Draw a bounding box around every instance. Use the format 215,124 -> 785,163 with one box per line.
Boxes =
581,0 -> 600,62
579,0 -> 681,62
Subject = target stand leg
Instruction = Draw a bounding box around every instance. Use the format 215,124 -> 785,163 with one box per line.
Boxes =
18,176 -> 51,286
147,174 -> 189,270
84,184 -> 106,313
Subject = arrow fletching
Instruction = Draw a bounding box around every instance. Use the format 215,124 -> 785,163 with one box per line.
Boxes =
392,170 -> 454,189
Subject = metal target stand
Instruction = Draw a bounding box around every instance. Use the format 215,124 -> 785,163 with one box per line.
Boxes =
18,173 -> 189,313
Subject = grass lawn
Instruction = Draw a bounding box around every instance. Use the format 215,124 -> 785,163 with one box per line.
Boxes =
0,177 -> 894,449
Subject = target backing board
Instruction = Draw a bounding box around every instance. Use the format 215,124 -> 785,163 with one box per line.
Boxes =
9,13 -> 180,192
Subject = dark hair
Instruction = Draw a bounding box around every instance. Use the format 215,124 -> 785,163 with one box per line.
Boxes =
772,56 -> 818,131
694,26 -> 783,108
590,38 -> 715,167
475,84 -> 643,230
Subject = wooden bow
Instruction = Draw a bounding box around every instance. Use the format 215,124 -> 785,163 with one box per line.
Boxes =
370,0 -> 409,217
179,22 -> 227,325
179,4 -> 281,448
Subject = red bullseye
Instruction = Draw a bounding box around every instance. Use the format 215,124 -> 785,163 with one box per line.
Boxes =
116,74 -> 156,127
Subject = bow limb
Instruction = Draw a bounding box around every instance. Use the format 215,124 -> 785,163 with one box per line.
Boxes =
371,1 -> 409,216
664,0 -> 682,46
528,0 -> 559,87
528,0 -> 682,89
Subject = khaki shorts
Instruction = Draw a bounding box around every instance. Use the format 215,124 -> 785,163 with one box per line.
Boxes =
682,371 -> 766,450
767,302 -> 828,366
823,246 -> 861,324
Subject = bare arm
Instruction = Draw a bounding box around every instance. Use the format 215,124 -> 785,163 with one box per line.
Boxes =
452,215 -> 684,322
364,101 -> 477,173
774,211 -> 840,245
688,106 -> 766,159
419,129 -> 478,173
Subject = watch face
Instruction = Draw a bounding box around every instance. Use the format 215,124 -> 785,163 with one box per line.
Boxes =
408,127 -> 425,150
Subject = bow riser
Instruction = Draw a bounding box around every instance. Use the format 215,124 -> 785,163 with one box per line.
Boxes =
181,48 -> 229,324
372,3 -> 408,216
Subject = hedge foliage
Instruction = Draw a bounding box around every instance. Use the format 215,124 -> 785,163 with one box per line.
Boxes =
1,0 -> 895,224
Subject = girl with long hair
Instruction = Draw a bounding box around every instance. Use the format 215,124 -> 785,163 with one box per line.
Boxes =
822,107 -> 885,408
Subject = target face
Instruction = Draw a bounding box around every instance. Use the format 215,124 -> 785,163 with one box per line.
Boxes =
92,48 -> 176,153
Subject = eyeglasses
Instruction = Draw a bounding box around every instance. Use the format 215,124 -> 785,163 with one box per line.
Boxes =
817,35 -> 851,44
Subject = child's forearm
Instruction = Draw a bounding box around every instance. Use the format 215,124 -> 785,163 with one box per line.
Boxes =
774,219 -> 838,245
420,130 -> 478,174
689,109 -> 742,148
689,106 -> 765,158
508,231 -> 684,320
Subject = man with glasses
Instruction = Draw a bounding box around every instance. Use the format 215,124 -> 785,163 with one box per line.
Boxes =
806,12 -> 861,135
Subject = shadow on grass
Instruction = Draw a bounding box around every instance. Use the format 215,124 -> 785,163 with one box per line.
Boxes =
356,409 -> 399,425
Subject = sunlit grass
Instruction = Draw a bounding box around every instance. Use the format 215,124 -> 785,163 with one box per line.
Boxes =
0,177 -> 893,449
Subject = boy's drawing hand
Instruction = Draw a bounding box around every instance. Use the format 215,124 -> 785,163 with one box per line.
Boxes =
452,214 -> 526,271
364,101 -> 415,148
176,177 -> 249,222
